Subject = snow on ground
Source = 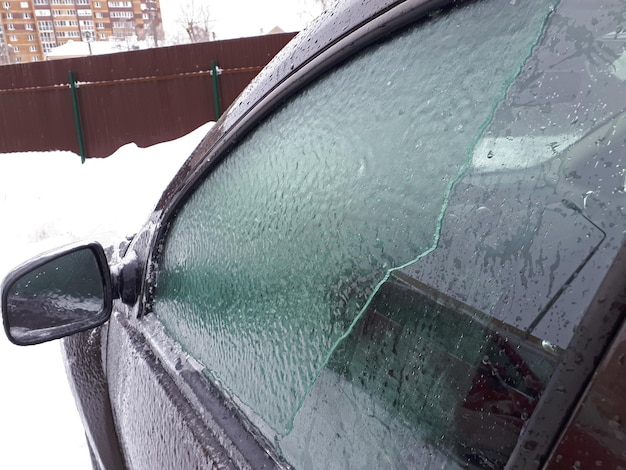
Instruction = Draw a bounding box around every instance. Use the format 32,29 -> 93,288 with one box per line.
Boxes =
0,123 -> 212,469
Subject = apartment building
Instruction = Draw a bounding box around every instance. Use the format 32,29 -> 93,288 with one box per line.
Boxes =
0,0 -> 162,64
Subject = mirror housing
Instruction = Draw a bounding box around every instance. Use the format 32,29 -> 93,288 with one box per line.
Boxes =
1,242 -> 113,346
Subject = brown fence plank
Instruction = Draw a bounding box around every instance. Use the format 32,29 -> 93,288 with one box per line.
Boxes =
0,33 -> 296,158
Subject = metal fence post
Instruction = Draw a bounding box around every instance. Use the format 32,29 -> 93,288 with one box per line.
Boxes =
69,70 -> 86,163
211,60 -> 221,120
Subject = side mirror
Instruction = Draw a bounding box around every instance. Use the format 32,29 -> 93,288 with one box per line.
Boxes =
1,242 -> 113,346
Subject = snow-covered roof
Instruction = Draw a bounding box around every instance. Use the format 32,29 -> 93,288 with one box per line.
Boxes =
266,26 -> 286,35
46,40 -> 119,60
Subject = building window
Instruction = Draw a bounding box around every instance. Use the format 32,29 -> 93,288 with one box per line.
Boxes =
95,12 -> 102,18
15,57 -> 22,63
52,9 -> 75,15
94,1 -> 101,7
12,45 -> 19,52
29,45 -> 36,51
7,24 -> 14,30
35,9 -> 51,16
34,0 -> 48,5
27,34 -> 34,40
21,1 -> 29,7
32,56 -> 39,62
25,23 -> 33,30
112,20 -> 133,29
2,2 -> 9,8
5,12 -> 12,18
54,19 -> 77,26
110,11 -> 132,18
77,9 -> 91,16
9,34 -> 16,41
99,32 -> 106,39
96,22 -> 104,29
23,12 -> 31,18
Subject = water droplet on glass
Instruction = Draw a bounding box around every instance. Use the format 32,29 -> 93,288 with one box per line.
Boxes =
542,339 -> 557,353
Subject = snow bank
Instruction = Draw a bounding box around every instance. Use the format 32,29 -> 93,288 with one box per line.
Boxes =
0,123 -> 212,278
0,122 -> 212,470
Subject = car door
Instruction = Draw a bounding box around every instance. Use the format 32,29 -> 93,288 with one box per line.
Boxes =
105,0 -> 626,468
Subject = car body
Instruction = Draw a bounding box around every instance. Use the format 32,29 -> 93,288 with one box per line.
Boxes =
2,0 -> 626,468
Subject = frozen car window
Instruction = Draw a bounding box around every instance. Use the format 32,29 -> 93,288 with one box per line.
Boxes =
407,0 -> 626,350
151,0 -> 625,467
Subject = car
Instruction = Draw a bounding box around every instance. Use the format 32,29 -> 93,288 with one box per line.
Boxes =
2,0 -> 626,468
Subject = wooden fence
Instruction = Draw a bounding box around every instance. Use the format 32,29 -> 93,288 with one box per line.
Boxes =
0,33 -> 296,159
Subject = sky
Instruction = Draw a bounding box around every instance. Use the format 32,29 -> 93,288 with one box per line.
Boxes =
0,124 -> 212,469
158,0 -> 323,41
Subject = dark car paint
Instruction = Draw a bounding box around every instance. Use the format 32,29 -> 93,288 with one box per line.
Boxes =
63,327 -> 126,470
41,0 -> 626,467
545,313 -> 626,468
61,240 -> 131,470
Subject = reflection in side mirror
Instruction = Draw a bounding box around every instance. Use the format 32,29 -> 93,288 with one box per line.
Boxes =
1,242 -> 113,346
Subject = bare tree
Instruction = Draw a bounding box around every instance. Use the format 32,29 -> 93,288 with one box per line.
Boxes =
176,0 -> 214,43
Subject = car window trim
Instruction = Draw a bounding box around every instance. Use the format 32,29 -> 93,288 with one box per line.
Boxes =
505,241 -> 626,469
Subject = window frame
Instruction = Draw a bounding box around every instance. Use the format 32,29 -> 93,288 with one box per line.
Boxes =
134,0 -> 626,468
